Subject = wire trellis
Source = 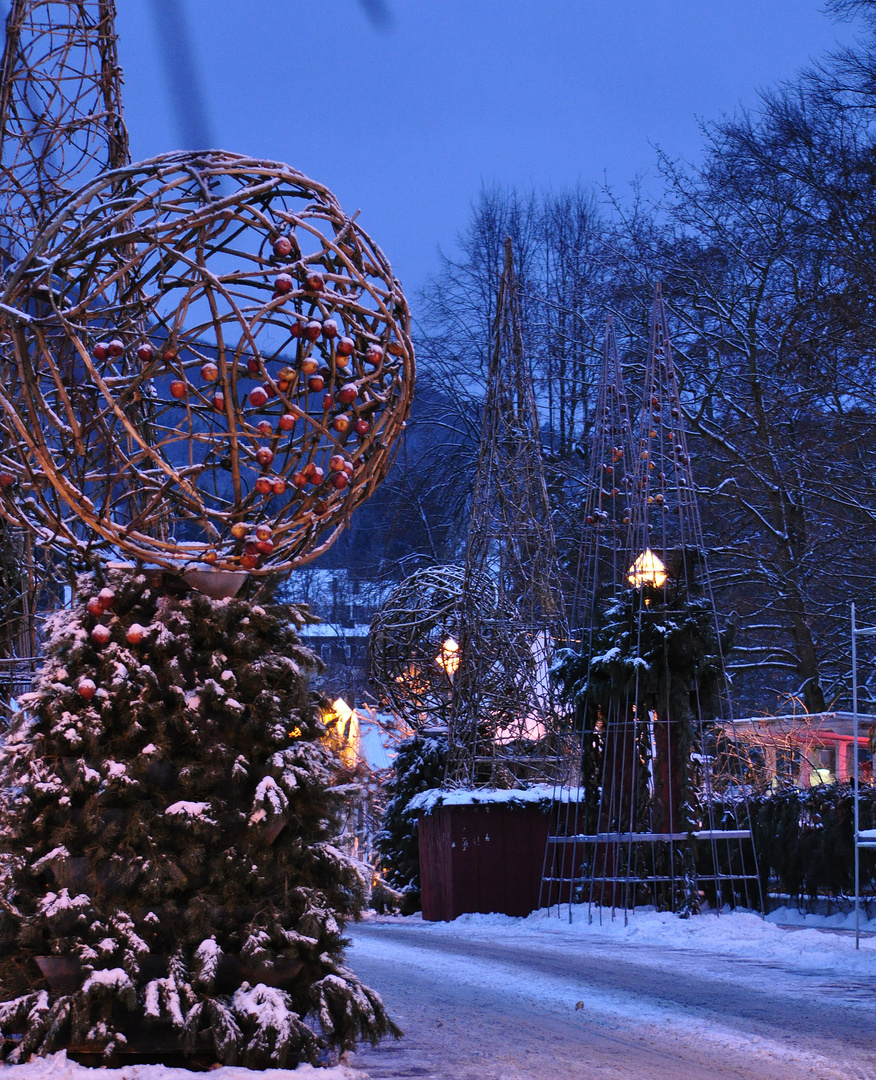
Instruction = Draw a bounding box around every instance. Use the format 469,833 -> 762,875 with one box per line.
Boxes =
445,237 -> 571,789
542,288 -> 762,918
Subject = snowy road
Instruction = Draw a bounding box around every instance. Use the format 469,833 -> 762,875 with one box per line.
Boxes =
345,915 -> 876,1080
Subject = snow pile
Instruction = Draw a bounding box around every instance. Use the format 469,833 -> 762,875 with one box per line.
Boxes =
397,902 -> 876,977
408,784 -> 585,814
0,1050 -> 357,1080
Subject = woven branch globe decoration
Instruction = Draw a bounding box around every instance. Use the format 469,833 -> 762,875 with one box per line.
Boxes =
369,565 -> 497,731
0,151 -> 414,573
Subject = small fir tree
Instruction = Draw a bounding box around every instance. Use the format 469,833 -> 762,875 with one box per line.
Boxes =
375,734 -> 447,912
555,582 -> 732,912
0,570 -> 398,1067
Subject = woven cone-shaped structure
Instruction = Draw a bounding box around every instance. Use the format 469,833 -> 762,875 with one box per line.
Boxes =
0,0 -> 129,260
569,318 -> 637,630
445,237 -> 569,788
0,0 -> 128,679
544,287 -> 761,916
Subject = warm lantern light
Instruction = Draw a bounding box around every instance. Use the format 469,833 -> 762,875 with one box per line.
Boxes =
437,638 -> 460,678
321,698 -> 359,768
627,549 -> 667,589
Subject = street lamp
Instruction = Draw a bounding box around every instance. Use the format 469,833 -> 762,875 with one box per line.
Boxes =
627,549 -> 667,589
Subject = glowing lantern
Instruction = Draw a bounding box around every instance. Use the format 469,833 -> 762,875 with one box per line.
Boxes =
321,698 -> 359,768
627,549 -> 667,589
437,638 -> 460,678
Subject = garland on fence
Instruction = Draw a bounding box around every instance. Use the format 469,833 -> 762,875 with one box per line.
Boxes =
715,783 -> 876,909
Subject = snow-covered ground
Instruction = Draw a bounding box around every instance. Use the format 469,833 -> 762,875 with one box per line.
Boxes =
346,906 -> 876,1079
0,1054 -> 358,1080
409,901 -> 876,978
3,908 -> 876,1078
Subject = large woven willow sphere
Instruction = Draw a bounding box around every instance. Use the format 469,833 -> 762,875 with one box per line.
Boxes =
369,565 -> 495,731
0,151 -> 414,573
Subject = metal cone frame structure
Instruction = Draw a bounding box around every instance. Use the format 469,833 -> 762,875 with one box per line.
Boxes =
543,288 -> 761,916
444,237 -> 570,788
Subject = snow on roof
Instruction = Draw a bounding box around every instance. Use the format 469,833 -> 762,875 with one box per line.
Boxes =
408,784 -> 585,815
297,623 -> 371,639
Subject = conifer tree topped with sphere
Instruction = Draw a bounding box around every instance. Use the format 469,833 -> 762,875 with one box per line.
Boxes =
0,569 -> 398,1067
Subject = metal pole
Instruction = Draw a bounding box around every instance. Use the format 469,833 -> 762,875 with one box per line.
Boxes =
853,603 -> 860,950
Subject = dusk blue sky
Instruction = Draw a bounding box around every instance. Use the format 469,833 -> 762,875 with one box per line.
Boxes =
114,2 -> 859,301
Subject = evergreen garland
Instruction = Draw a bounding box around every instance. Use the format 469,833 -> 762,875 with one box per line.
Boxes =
0,570 -> 399,1067
715,782 -> 876,910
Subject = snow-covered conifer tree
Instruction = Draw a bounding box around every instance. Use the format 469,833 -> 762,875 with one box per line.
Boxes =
376,733 -> 447,911
0,570 -> 398,1067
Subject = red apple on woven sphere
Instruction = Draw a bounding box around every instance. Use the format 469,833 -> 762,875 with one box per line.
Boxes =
355,419 -> 370,436
137,342 -> 154,362
91,624 -> 111,646
247,357 -> 260,375
256,538 -> 274,556
329,455 -> 347,473
262,382 -> 277,399
241,553 -> 259,570
273,235 -> 293,258
309,465 -> 325,484
93,342 -> 109,362
230,522 -> 248,540
337,384 -> 358,405
301,357 -> 319,376
126,623 -> 146,645
203,550 -> 218,565
108,338 -> 125,358
201,362 -> 219,382
308,375 -> 325,392
365,344 -> 383,366
255,477 -> 272,494
169,380 -> 187,400
255,524 -> 272,541
305,269 -> 325,291
272,478 -> 287,495
331,473 -> 349,491
336,337 -> 355,358
212,393 -> 225,412
78,678 -> 97,700
98,588 -> 115,609
256,421 -> 273,437
322,319 -> 338,339
86,597 -> 104,617
292,471 -> 308,489
305,321 -> 321,342
274,273 -> 294,294
278,413 -> 295,432
333,415 -> 350,433
256,448 -> 274,467
0,472 -> 15,488
322,393 -> 334,411
249,386 -> 268,408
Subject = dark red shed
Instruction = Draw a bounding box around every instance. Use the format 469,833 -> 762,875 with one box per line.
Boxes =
417,795 -> 557,922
